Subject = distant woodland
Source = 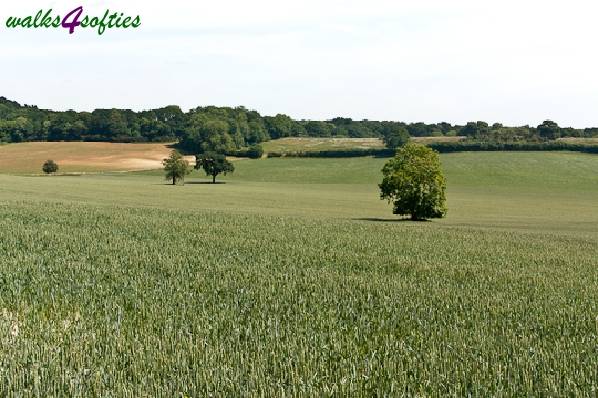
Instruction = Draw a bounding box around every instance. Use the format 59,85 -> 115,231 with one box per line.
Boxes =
1,97 -> 596,153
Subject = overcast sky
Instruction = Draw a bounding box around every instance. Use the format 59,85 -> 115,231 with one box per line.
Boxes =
1,0 -> 598,126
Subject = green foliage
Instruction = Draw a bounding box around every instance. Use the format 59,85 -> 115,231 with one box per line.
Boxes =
427,140 -> 598,153
162,150 -> 190,185
382,126 -> 410,149
42,159 -> 59,174
303,121 -> 334,137
277,148 -> 394,158
264,114 -> 305,139
460,121 -> 490,138
1,97 -> 598,153
193,119 -> 234,154
90,109 -> 129,139
246,145 -> 264,159
230,144 -> 264,159
537,120 -> 561,140
195,152 -> 235,183
380,143 -> 447,220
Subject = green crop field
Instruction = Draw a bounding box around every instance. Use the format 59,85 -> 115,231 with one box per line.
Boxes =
0,151 -> 597,395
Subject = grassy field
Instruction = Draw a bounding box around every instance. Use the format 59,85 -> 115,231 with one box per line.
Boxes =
261,136 -> 464,154
0,142 -> 192,174
0,151 -> 597,395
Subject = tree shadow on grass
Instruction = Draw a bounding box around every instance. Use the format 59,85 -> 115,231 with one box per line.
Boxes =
185,181 -> 228,185
153,182 -> 228,186
24,173 -> 85,177
353,217 -> 431,223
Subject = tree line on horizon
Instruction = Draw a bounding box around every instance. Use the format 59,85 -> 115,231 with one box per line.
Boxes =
1,96 -> 597,154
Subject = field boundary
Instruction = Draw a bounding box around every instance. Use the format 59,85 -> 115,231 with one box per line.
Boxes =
266,141 -> 598,158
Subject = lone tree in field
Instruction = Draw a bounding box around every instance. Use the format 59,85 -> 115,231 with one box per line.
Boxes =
379,143 -> 447,221
42,160 -> 59,175
163,151 -> 190,185
195,152 -> 234,183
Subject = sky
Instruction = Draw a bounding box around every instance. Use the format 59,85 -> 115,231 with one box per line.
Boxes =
1,0 -> 598,127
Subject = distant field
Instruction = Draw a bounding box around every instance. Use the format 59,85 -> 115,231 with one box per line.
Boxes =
0,138 -> 465,175
0,142 -> 195,174
260,137 -> 385,153
558,137 -> 598,144
0,150 -> 597,394
261,136 -> 464,153
411,135 -> 466,143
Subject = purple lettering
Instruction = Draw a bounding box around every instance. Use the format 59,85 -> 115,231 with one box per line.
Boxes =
62,6 -> 83,34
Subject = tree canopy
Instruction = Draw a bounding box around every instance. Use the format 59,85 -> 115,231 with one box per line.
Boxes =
162,151 -> 190,185
537,120 -> 561,140
195,152 -> 235,183
382,125 -> 410,149
0,97 -> 596,151
379,143 -> 447,220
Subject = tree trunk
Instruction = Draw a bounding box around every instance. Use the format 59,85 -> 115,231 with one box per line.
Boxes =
173,176 -> 176,185
411,213 -> 418,221
212,174 -> 216,184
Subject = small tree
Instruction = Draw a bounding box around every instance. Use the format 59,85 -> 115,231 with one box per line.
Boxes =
195,152 -> 234,183
382,126 -> 410,149
379,143 -> 447,220
42,160 -> 59,174
162,151 -> 190,185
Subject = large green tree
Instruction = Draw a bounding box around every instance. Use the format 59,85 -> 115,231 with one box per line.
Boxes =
162,151 -> 190,185
379,143 -> 447,220
195,152 -> 235,183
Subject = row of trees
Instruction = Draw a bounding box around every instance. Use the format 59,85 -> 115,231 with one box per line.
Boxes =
163,151 -> 234,185
2,97 -> 597,153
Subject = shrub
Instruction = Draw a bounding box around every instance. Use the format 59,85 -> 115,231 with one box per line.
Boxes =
42,160 -> 59,174
229,145 -> 264,159
283,148 -> 394,158
246,145 -> 264,159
